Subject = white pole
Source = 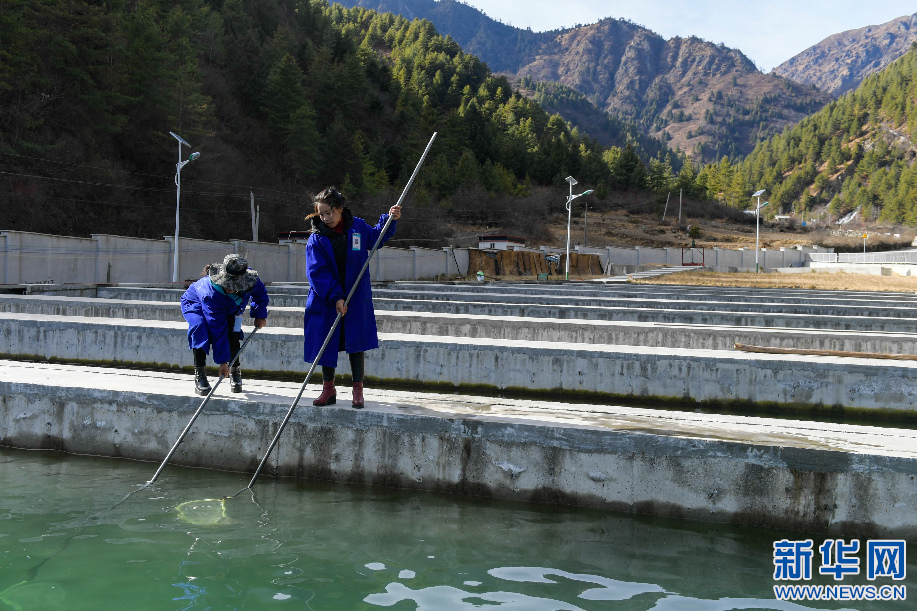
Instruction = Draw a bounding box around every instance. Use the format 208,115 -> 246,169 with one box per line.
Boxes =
662,192 -> 670,221
255,205 -> 260,243
565,182 -> 573,280
250,190 -> 257,242
583,201 -> 588,247
172,142 -> 182,283
755,195 -> 760,274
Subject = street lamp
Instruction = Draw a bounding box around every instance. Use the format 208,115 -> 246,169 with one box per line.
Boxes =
170,131 -> 201,283
564,176 -> 594,280
583,199 -> 589,247
752,189 -> 768,273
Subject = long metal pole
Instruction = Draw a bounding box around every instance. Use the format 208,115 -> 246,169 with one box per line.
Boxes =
565,182 -> 572,280
251,190 -> 257,242
241,132 -> 438,492
583,202 -> 587,247
173,142 -> 182,283
147,327 -> 260,485
755,195 -> 760,273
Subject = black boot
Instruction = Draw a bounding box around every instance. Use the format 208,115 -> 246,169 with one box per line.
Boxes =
194,367 -> 211,396
230,365 -> 243,393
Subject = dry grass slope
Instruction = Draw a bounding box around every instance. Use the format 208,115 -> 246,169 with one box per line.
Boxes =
637,270 -> 917,292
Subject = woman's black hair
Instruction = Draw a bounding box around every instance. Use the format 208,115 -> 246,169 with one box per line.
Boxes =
306,186 -> 346,220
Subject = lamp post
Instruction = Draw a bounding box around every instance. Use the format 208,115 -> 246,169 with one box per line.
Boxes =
752,189 -> 767,273
564,176 -> 594,280
170,131 -> 201,283
582,196 -> 596,247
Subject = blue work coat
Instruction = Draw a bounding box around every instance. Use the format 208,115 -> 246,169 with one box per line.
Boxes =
303,212 -> 395,367
181,276 -> 269,364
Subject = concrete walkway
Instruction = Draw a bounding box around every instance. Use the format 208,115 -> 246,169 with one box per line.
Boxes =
94,282 -> 917,311
2,360 -> 914,536
79,286 -> 917,331
15,291 -> 917,333
600,265 -> 704,282
6,295 -> 917,353
386,281 -> 917,303
5,312 -> 917,410
371,288 -> 917,318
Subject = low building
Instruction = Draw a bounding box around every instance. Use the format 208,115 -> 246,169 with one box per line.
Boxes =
477,234 -> 525,250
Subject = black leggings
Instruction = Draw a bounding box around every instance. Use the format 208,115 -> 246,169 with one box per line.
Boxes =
322,352 -> 364,383
194,332 -> 242,367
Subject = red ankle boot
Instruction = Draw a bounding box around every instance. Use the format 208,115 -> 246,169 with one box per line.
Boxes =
352,382 -> 364,409
313,379 -> 336,406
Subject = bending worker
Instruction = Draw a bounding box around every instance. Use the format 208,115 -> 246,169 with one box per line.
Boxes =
181,254 -> 268,395
304,186 -> 400,408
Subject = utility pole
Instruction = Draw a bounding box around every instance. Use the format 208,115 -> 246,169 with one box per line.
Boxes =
169,132 -> 201,283
583,202 -> 588,247
250,190 -> 260,242
678,189 -> 682,225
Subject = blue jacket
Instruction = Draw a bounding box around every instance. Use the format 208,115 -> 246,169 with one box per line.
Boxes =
181,276 -> 269,363
303,211 -> 395,367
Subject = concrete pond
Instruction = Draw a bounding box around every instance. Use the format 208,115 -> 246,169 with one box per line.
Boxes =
1,281 -> 916,539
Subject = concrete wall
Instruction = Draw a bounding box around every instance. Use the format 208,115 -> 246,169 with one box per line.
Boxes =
92,234 -> 171,284
166,236 -> 236,282
371,287 -> 917,319
9,295 -> 917,354
1,229 -> 843,284
573,245 -> 826,272
1,231 -> 98,284
6,313 -> 917,411
3,364 -> 915,537
13,287 -> 917,332
233,240 -> 304,284
0,230 -> 471,285
445,247 -> 469,278
810,263 -> 917,277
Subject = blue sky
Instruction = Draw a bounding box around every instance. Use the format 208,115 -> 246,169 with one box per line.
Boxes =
460,0 -> 916,72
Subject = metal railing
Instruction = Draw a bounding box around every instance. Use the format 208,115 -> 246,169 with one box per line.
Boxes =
809,251 -> 917,265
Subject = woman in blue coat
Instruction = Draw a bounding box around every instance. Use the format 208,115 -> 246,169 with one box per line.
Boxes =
181,254 -> 269,395
304,187 -> 400,408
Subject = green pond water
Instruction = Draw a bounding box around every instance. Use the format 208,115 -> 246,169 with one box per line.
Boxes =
0,447 -> 912,610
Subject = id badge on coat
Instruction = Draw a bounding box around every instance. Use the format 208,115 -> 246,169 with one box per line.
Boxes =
352,232 -> 361,251
233,316 -> 242,332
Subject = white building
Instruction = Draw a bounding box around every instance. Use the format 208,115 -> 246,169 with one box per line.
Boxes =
477,234 -> 526,250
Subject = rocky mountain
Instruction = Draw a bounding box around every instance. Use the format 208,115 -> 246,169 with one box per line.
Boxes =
337,0 -> 832,161
773,14 -> 917,96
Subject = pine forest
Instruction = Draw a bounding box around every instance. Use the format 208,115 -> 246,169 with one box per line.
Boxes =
0,0 -> 676,245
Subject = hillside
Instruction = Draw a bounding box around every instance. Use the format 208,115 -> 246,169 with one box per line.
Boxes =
773,14 -> 917,96
720,43 -> 917,225
509,76 -> 674,162
540,206 -> 913,252
0,0 -> 673,246
337,0 -> 832,161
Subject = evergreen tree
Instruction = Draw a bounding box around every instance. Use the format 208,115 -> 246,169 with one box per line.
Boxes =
285,102 -> 323,183
264,54 -> 306,139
